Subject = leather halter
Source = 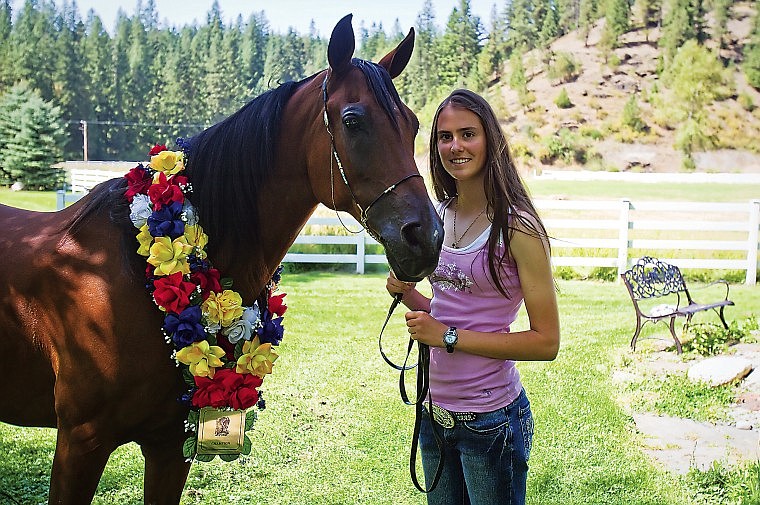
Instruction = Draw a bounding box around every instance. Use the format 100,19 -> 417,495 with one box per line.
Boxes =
321,71 -> 421,235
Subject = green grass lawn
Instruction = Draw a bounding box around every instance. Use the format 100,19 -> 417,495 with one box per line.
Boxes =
1,273 -> 758,504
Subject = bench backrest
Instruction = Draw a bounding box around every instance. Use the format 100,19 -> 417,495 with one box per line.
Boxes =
621,256 -> 687,302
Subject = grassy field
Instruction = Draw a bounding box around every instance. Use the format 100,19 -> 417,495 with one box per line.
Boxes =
0,179 -> 758,503
0,274 -> 758,504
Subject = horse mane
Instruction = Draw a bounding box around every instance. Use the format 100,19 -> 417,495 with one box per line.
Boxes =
64,59 -> 403,278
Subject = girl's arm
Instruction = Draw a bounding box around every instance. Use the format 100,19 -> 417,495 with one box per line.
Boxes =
405,218 -> 560,361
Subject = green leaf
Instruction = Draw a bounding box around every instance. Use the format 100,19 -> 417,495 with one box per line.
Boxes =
219,452 -> 239,462
187,409 -> 199,427
221,277 -> 234,289
245,409 -> 257,431
242,435 -> 252,455
195,453 -> 215,463
182,368 -> 196,387
182,437 -> 196,458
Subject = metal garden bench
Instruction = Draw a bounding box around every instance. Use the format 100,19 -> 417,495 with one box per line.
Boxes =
620,256 -> 735,354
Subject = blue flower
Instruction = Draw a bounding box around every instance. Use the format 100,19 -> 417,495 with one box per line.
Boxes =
164,305 -> 206,349
258,314 -> 284,346
148,200 -> 185,238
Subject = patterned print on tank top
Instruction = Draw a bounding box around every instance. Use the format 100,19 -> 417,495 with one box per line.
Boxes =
428,262 -> 474,293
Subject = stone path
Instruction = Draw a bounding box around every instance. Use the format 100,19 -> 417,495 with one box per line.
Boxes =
633,413 -> 759,474
615,342 -> 760,474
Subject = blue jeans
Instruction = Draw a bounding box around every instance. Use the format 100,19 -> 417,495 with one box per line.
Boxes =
419,389 -> 533,505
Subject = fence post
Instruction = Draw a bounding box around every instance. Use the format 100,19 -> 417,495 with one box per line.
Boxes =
617,199 -> 631,279
747,199 -> 759,286
56,190 -> 65,211
356,229 -> 366,274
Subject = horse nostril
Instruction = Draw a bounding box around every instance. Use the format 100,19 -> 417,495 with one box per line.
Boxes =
400,222 -> 422,249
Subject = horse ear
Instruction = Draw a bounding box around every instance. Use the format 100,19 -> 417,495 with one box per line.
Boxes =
328,14 -> 355,75
378,27 -> 415,79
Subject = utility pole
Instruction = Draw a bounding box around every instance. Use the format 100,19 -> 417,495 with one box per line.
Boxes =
79,120 -> 88,161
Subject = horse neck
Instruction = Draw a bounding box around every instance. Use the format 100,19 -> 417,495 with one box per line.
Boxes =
216,77 -> 325,302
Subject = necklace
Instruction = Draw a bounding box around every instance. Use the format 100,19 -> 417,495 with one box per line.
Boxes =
452,201 -> 486,248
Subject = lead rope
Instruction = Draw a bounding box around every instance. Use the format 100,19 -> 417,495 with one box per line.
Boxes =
378,294 -> 445,493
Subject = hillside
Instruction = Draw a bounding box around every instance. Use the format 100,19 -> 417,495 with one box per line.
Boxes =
496,2 -> 760,175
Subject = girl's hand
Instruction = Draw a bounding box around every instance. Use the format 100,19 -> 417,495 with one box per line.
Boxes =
405,311 -> 447,348
386,269 -> 417,298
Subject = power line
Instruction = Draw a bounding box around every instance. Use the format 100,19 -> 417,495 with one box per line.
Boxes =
66,120 -> 212,128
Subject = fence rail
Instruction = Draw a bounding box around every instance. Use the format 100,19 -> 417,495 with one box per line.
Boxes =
56,180 -> 760,284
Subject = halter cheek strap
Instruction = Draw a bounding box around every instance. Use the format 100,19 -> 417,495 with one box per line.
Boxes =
321,71 -> 422,235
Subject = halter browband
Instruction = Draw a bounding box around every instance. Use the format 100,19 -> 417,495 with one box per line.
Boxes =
321,71 -> 421,234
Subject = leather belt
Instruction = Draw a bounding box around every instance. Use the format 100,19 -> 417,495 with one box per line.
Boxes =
424,402 -> 477,428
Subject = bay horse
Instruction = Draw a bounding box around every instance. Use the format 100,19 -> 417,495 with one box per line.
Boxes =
0,14 -> 443,504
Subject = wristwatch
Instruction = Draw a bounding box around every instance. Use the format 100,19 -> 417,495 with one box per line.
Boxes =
443,326 -> 458,353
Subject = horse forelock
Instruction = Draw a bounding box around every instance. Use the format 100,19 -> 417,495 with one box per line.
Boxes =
352,58 -> 407,128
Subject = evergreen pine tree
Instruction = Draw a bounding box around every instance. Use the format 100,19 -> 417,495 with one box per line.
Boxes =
600,0 -> 631,51
437,0 -> 482,89
578,0 -> 598,46
0,82 -> 65,189
0,0 -> 13,90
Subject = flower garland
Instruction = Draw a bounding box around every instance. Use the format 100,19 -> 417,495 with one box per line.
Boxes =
125,141 -> 286,462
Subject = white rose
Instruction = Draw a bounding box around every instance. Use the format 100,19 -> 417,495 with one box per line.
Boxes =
129,194 -> 152,229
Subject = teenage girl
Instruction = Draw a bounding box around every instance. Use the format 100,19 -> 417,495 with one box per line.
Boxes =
386,89 -> 560,505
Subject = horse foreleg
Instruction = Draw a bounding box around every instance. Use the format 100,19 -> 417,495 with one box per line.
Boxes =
142,442 -> 191,505
48,424 -> 112,504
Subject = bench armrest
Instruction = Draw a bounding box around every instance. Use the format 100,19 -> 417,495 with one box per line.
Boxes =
691,279 -> 730,301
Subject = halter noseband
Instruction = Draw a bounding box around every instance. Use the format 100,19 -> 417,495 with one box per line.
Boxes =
321,71 -> 421,235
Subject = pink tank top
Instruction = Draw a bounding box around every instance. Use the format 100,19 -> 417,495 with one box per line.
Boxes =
427,200 -> 524,412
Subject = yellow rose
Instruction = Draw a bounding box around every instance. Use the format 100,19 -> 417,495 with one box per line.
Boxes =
236,337 -> 279,377
149,150 -> 184,176
136,224 -> 153,256
176,340 -> 226,378
202,289 -> 244,327
184,224 -> 208,259
147,236 -> 192,276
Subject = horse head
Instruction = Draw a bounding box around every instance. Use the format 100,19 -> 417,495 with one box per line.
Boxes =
316,14 -> 443,282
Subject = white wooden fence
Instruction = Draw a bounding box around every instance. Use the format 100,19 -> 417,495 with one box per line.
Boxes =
56,173 -> 760,285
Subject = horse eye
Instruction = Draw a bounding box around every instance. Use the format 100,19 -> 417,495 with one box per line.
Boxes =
342,114 -> 361,130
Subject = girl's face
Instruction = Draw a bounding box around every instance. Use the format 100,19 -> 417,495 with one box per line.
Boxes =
435,105 -> 487,183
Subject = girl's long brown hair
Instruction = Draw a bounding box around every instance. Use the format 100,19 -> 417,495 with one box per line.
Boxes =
428,89 -> 550,298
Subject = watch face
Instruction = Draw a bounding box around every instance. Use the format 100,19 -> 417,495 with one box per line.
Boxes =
444,328 -> 457,344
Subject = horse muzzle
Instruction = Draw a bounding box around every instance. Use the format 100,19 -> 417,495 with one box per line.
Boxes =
369,199 -> 443,283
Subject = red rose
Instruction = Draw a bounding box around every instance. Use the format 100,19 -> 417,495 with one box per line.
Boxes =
124,165 -> 152,202
192,372 -> 230,408
149,144 -> 168,156
226,373 -> 263,410
190,268 -> 222,300
148,172 -> 185,210
152,272 -> 196,313
268,293 -> 287,317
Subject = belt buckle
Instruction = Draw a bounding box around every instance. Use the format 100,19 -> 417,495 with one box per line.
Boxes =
426,402 -> 455,428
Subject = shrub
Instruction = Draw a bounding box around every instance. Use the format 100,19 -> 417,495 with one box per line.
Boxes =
620,95 -> 647,132
540,128 -> 587,164
683,317 -> 756,356
547,51 -> 582,83
555,88 -> 573,109
553,266 -> 582,280
738,92 -> 756,112
587,267 -> 617,282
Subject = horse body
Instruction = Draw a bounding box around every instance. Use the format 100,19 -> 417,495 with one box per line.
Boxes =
0,15 -> 443,504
